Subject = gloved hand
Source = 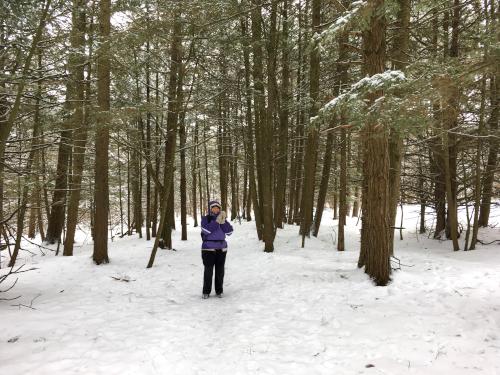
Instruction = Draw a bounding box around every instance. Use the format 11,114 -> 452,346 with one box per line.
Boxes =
216,210 -> 227,224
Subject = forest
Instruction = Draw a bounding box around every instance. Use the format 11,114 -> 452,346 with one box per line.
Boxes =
0,0 -> 499,372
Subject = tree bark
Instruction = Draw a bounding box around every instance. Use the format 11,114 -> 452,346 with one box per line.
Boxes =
388,0 -> 410,255
179,61 -> 187,241
436,75 -> 460,251
229,125 -> 238,221
145,35 -> 152,241
46,3 -> 74,246
93,0 -> 111,264
358,0 -> 391,285
431,8 -> 446,238
240,16 -> 261,235
352,139 -> 362,218
300,0 -> 320,246
28,52 -> 44,240
148,3 -> 182,266
217,99 -> 229,211
313,130 -> 335,237
45,122 -> 71,244
151,71 -> 160,237
250,1 -> 273,249
191,121 -> 199,227
288,0 -> 308,226
0,0 -> 51,234
131,119 -> 143,237
478,48 -> 499,226
444,0 -> 460,241
313,24 -> 349,239
337,126 -> 347,251
8,47 -> 46,266
63,0 -> 88,256
274,0 -> 290,229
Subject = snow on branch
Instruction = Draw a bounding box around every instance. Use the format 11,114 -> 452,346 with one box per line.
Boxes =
311,70 -> 406,124
312,1 -> 366,46
351,70 -> 406,92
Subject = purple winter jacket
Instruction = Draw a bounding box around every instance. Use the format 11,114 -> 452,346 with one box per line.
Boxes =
201,202 -> 233,251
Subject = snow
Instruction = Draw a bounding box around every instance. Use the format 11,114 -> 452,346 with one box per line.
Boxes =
351,70 -> 405,92
311,70 -> 406,123
1,205 -> 499,374
313,1 -> 366,46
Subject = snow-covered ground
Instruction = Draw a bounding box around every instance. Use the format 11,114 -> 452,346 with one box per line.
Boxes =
1,205 -> 499,375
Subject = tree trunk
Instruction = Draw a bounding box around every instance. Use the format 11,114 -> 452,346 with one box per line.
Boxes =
444,0 -> 460,241
229,127 -> 238,221
126,131 -> 132,235
45,122 -> 71,244
8,47 -> 46,266
191,122 -> 199,227
352,139 -> 361,218
63,0 -> 88,256
274,0 -> 290,229
0,0 -> 51,235
436,75 -> 460,251
478,65 -> 499,226
179,63 -> 187,241
145,36 -> 152,241
198,153 -> 204,219
131,119 -> 143,237
118,138 -> 124,235
469,76 -> 487,249
337,126 -> 347,251
332,136 -> 338,220
313,25 -> 349,238
28,52 -> 44,240
431,8 -> 446,238
203,122 -> 210,205
358,0 -> 391,286
148,3 -> 182,264
93,0 -> 111,264
418,144 -> 427,234
313,130 -> 334,237
217,100 -> 229,211
240,16 -> 260,233
388,0 -> 410,255
250,2 -> 271,247
300,0 -> 320,246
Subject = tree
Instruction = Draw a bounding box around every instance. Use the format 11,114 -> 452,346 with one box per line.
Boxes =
388,0 -> 411,255
147,2 -> 182,267
64,0 -> 89,256
478,0 -> 499,227
251,0 -> 274,252
93,0 -> 111,264
299,0 -> 321,247
358,0 -> 391,286
0,0 -> 52,235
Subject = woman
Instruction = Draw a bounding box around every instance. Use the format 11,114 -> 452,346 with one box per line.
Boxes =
200,200 -> 233,299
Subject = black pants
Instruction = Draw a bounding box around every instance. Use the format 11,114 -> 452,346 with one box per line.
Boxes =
202,249 -> 226,295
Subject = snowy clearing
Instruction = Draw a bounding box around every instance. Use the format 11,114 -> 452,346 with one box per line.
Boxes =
1,206 -> 499,375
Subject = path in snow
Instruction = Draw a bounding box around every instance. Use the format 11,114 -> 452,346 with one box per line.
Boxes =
1,206 -> 499,374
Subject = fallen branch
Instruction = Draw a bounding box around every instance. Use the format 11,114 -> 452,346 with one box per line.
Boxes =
390,256 -> 414,270
4,222 -> 56,255
0,277 -> 19,292
11,293 -> 41,310
0,295 -> 21,301
0,264 -> 38,301
477,239 -> 500,246
110,275 -> 136,282
0,264 -> 38,283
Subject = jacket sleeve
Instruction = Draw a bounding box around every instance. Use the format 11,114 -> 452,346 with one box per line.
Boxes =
201,215 -> 220,235
220,220 -> 233,236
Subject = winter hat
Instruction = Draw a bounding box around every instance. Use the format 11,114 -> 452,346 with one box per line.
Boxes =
208,200 -> 221,210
